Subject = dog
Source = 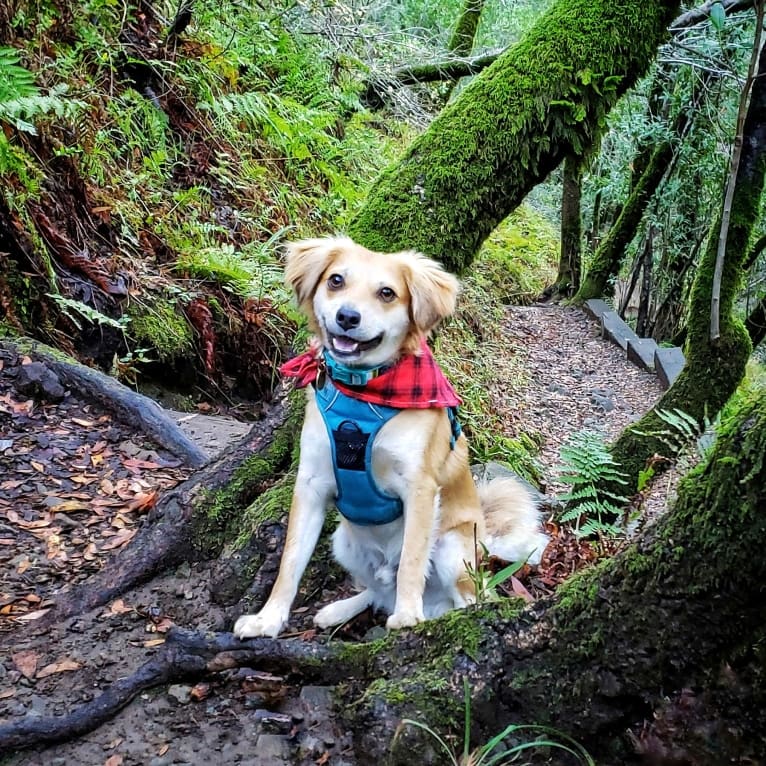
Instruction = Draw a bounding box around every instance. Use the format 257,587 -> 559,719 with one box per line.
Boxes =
234,236 -> 548,639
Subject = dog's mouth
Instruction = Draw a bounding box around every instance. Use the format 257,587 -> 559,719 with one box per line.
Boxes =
328,332 -> 384,358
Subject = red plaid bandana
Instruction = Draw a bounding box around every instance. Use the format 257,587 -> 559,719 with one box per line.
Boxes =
280,338 -> 461,409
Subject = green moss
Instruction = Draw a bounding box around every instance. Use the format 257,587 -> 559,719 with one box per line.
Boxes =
190,390 -> 304,551
348,0 -> 681,272
128,298 -> 194,362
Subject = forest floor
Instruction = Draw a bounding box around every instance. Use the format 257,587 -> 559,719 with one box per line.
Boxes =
0,303 -> 673,766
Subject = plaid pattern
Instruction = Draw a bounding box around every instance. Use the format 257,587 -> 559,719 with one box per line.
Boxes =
280,338 -> 461,409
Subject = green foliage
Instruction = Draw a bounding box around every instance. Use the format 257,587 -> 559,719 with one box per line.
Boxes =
396,679 -> 595,766
464,542 -> 525,603
127,299 -> 195,363
632,406 -> 717,462
556,430 -> 630,537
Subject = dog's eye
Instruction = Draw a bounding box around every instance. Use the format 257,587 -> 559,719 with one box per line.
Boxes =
327,274 -> 344,290
378,286 -> 396,303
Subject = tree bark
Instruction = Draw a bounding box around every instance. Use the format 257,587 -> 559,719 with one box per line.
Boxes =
542,155 -> 582,300
576,140 -> 673,301
609,30 -> 766,480
348,0 -> 682,273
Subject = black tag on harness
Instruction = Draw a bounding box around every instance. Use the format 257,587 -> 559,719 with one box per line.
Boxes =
333,420 -> 369,471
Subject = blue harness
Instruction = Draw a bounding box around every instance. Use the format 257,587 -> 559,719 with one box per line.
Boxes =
314,355 -> 461,526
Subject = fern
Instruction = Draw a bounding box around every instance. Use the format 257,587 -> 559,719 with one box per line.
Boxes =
635,407 -> 717,460
555,430 -> 629,538
0,49 -> 83,134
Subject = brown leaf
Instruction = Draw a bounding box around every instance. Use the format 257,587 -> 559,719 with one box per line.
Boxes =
158,744 -> 170,756
36,659 -> 82,679
108,599 -> 133,615
71,417 -> 96,427
104,755 -> 124,766
510,576 -> 534,603
190,682 -> 211,702
0,688 -> 16,700
12,650 -> 38,680
16,608 -> 50,622
100,528 -> 137,551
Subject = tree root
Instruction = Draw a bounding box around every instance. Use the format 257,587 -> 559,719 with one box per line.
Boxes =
1,337 -> 209,468
0,627 -> 355,754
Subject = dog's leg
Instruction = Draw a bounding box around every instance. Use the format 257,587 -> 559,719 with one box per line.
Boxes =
314,589 -> 373,629
235,399 -> 334,639
233,481 -> 327,638
385,478 -> 439,630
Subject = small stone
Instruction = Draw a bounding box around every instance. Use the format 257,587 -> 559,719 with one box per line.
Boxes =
167,684 -> 192,704
590,390 -> 616,412
299,685 -> 334,710
254,733 -> 292,761
15,362 -> 66,402
253,709 -> 293,734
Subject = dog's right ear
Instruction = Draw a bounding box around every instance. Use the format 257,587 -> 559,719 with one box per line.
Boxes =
284,237 -> 344,311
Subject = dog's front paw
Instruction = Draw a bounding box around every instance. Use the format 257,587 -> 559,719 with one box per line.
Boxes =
314,602 -> 348,630
233,608 -> 288,639
386,608 -> 424,631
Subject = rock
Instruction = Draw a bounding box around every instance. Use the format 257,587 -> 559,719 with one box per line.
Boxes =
299,685 -> 334,711
254,733 -> 292,761
15,362 -> 66,402
253,709 -> 293,734
590,389 -> 616,412
167,684 -> 192,704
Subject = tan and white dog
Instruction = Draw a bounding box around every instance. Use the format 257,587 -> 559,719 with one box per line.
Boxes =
234,236 -> 547,639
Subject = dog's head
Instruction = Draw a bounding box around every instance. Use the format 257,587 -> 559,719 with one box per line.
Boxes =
284,236 -> 459,367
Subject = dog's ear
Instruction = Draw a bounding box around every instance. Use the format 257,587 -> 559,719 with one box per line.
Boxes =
403,252 -> 460,334
284,237 -> 345,310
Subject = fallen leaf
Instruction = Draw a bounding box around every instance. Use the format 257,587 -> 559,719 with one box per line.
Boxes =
190,682 -> 211,702
36,659 -> 82,679
100,528 -> 137,550
158,744 -> 170,756
12,650 -> 38,680
15,608 -> 51,622
109,599 -> 133,615
0,688 -> 16,700
104,755 -> 123,766
30,460 -> 46,473
71,417 -> 95,427
141,638 -> 165,648
510,575 -> 534,603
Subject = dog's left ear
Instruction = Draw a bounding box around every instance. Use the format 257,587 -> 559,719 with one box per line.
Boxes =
403,252 -> 460,334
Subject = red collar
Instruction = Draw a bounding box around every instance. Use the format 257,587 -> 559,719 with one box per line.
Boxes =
280,338 -> 461,409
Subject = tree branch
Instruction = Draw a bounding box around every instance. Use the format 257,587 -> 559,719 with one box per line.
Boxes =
670,0 -> 754,31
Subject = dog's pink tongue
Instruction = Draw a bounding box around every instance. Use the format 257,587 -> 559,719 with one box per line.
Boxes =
333,336 -> 359,353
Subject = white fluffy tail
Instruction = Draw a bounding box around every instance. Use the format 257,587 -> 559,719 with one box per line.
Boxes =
479,477 -> 549,565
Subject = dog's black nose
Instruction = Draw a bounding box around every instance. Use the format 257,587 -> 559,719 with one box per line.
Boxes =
336,306 -> 361,331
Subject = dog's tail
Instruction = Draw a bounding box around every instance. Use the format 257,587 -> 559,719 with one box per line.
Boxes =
479,477 -> 549,566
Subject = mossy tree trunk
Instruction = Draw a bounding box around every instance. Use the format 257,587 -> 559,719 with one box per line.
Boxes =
542,155 -> 582,299
609,29 -> 766,480
575,139 -> 673,301
348,0 -> 681,273
346,379 -> 766,764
